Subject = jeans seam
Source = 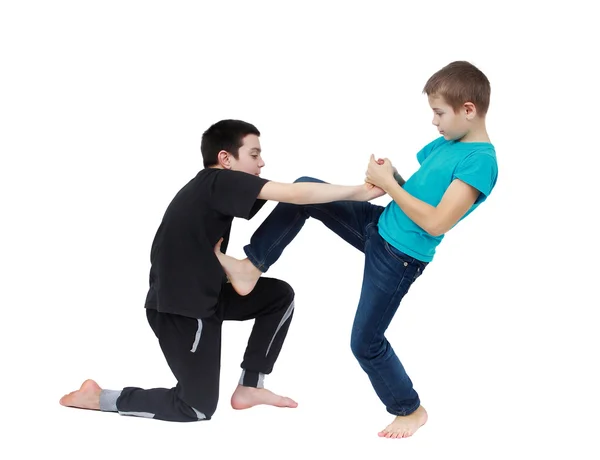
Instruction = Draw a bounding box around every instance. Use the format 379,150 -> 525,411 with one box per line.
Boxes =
306,204 -> 365,242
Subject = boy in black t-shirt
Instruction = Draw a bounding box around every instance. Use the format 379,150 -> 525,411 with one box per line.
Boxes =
59,119 -> 384,422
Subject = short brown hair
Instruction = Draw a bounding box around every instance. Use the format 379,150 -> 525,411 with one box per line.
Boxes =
423,61 -> 491,116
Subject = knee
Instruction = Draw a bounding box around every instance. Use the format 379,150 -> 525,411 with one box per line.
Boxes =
285,281 -> 295,299
183,390 -> 218,421
351,330 -> 385,362
272,279 -> 295,302
294,176 -> 323,184
190,399 -> 217,421
280,281 -> 295,305
350,330 -> 369,361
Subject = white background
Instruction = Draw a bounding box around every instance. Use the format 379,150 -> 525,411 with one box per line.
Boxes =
1,1 -> 598,459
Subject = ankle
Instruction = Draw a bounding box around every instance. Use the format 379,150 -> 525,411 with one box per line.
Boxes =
243,258 -> 262,275
239,370 -> 265,388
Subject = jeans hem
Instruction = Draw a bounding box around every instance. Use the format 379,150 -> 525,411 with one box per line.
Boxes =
243,245 -> 268,272
386,399 -> 421,417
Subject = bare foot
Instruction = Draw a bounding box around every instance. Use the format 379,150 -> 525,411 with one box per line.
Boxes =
378,405 -> 428,439
230,385 -> 298,410
59,379 -> 102,410
214,238 -> 262,296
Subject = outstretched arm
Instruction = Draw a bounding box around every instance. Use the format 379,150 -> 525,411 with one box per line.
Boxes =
366,155 -> 479,236
257,180 -> 385,205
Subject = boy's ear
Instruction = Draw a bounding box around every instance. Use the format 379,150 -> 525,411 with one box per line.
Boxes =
217,150 -> 232,169
463,102 -> 477,120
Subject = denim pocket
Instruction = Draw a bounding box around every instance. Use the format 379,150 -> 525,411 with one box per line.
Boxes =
383,240 -> 426,282
383,240 -> 415,265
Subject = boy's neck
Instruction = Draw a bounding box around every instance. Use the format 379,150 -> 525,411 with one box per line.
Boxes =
459,119 -> 490,143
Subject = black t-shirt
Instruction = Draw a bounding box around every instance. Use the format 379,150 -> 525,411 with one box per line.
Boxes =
144,168 -> 269,318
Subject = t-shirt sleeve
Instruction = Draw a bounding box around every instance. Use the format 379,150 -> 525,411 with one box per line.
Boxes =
416,136 -> 445,164
453,152 -> 498,203
248,199 -> 267,219
209,170 -> 270,219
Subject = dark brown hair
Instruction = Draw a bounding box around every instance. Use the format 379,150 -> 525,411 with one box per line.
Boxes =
423,61 -> 491,116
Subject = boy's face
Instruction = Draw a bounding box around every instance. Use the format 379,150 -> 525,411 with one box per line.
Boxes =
229,134 -> 265,176
428,95 -> 470,141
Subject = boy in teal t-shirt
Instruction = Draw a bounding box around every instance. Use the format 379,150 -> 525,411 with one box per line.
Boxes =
378,135 -> 497,262
216,61 -> 499,439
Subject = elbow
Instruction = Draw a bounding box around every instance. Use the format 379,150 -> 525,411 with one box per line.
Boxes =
428,229 -> 443,238
426,221 -> 446,237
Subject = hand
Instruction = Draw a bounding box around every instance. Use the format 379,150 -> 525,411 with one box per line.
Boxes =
378,158 -> 406,186
376,158 -> 400,179
214,237 -> 224,254
362,181 -> 387,200
366,154 -> 395,190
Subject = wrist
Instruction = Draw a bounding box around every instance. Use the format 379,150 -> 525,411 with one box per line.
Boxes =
356,184 -> 369,197
393,171 -> 406,187
382,176 -> 397,192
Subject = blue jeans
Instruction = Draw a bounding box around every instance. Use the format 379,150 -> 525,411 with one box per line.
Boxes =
244,177 -> 428,416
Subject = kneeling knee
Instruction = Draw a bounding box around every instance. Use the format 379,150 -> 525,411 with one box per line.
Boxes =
275,280 -> 295,303
190,401 -> 216,421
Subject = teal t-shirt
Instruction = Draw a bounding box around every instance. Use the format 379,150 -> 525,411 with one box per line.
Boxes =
378,136 -> 498,262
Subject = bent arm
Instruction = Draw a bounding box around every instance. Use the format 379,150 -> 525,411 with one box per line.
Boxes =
393,170 -> 406,187
385,178 -> 480,236
257,181 -> 367,205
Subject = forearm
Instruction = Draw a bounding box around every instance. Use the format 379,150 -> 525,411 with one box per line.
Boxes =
384,180 -> 439,235
393,171 -> 406,187
290,182 -> 364,204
